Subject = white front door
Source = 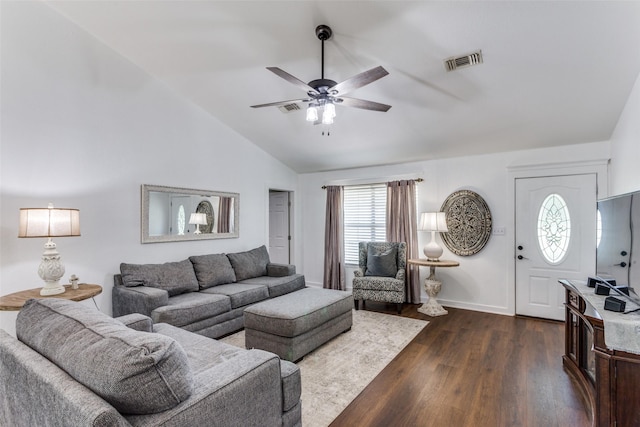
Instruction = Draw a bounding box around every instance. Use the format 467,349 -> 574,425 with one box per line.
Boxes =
269,191 -> 290,264
515,174 -> 596,320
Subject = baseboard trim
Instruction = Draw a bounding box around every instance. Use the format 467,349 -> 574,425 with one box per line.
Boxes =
305,282 -> 514,316
305,282 -> 324,289
435,299 -> 513,316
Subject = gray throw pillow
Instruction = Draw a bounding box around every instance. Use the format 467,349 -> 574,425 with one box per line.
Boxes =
365,246 -> 398,277
189,253 -> 237,289
120,259 -> 199,296
16,299 -> 193,415
227,245 -> 270,281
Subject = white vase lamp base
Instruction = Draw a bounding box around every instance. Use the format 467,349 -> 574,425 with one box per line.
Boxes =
423,231 -> 443,261
38,238 -> 66,296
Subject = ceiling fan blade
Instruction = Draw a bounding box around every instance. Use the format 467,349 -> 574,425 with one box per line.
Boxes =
250,98 -> 312,108
267,67 -> 319,95
338,96 -> 392,112
331,66 -> 389,95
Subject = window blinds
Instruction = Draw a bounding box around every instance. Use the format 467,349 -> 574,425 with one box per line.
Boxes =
343,184 -> 387,264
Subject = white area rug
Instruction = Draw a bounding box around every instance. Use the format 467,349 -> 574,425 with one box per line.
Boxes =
221,309 -> 428,427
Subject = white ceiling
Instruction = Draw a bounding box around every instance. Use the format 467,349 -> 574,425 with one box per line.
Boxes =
46,1 -> 640,173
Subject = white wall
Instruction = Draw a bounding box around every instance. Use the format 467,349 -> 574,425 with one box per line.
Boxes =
0,2 -> 298,334
610,71 -> 640,196
299,142 -> 610,315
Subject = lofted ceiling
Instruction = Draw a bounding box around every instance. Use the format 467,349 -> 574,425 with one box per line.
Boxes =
45,1 -> 640,173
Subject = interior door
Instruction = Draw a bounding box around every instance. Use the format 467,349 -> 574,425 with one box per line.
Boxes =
269,191 -> 290,264
515,174 -> 596,320
170,196 -> 191,235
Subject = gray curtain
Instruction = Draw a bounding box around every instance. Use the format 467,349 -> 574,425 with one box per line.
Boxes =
386,180 -> 420,303
323,186 -> 345,290
217,197 -> 232,233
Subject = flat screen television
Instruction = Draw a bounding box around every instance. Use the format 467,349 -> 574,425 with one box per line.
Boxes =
596,190 -> 640,298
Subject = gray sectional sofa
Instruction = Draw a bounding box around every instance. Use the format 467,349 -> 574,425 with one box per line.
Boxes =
113,245 -> 305,339
0,298 -> 301,427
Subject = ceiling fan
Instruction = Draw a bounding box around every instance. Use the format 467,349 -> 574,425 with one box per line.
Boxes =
250,25 -> 391,125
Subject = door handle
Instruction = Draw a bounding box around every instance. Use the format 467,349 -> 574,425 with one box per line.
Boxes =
517,255 -> 529,260
615,261 -> 628,267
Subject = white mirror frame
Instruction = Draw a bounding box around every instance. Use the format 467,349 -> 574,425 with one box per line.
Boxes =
141,184 -> 239,243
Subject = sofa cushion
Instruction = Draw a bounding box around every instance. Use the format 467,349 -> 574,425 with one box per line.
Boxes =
201,283 -> 269,309
238,274 -> 306,298
189,253 -> 237,289
16,299 -> 193,415
365,246 -> 398,277
120,259 -> 199,296
151,292 -> 231,327
227,245 -> 271,281
267,263 -> 296,277
153,323 -> 246,374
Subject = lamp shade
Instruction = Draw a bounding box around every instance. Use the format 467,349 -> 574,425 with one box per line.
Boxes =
306,105 -> 319,122
188,213 -> 207,225
418,212 -> 448,232
18,205 -> 80,238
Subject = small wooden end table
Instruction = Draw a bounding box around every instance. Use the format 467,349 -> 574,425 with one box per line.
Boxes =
0,283 -> 102,311
408,259 -> 459,317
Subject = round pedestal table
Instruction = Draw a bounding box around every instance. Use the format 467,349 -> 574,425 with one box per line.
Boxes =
408,259 -> 459,317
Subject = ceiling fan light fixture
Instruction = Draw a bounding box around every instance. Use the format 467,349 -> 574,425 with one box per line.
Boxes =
322,109 -> 334,125
324,102 -> 336,119
321,101 -> 336,125
306,105 -> 319,122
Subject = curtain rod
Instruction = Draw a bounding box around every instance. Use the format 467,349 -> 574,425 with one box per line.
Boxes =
321,178 -> 423,189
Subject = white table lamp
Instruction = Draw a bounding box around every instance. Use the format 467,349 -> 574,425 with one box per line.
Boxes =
419,212 -> 448,261
18,203 -> 80,296
189,213 -> 207,234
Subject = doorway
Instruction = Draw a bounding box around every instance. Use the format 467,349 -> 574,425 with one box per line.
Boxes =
515,174 -> 596,320
269,190 -> 291,264
170,196 -> 191,235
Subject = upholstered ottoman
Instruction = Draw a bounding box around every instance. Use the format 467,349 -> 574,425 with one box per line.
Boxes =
244,287 -> 353,362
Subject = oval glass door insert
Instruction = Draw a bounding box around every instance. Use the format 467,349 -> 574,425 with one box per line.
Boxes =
537,193 -> 571,264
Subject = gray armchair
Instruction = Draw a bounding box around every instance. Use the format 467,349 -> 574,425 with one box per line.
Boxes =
352,241 -> 407,314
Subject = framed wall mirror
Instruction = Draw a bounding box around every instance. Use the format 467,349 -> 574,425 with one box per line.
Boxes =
141,184 -> 239,243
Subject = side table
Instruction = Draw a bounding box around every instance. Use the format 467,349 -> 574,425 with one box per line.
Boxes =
0,284 -> 102,311
408,259 -> 459,317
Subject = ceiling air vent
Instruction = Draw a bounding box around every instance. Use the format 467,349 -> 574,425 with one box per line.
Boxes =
444,50 -> 483,72
278,103 -> 302,113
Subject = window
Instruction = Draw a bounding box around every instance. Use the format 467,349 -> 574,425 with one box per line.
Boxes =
537,193 -> 571,264
343,184 -> 387,264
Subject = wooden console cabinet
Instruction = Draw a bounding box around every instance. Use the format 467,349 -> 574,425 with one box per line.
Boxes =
560,280 -> 640,427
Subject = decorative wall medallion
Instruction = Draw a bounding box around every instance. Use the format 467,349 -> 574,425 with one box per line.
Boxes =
440,190 -> 492,256
196,201 -> 214,234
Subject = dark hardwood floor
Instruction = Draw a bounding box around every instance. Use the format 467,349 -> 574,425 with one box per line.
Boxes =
330,302 -> 591,427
